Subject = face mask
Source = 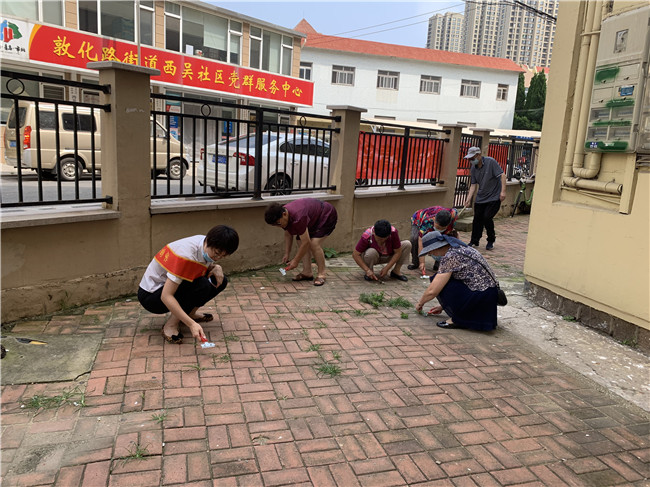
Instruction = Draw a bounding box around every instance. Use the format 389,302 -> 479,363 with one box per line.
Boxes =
470,157 -> 480,167
431,255 -> 443,262
202,250 -> 214,263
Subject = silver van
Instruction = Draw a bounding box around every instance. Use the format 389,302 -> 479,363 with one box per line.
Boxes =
3,101 -> 188,180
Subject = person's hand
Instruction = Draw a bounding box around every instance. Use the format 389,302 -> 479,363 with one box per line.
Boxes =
366,269 -> 378,281
415,302 -> 424,313
285,260 -> 298,271
419,263 -> 426,274
500,191 -> 506,202
378,267 -> 389,279
282,253 -> 290,264
427,305 -> 443,315
210,265 -> 224,287
188,321 -> 206,341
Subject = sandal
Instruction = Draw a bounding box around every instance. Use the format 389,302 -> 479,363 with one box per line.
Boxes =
313,277 -> 326,286
292,273 -> 314,282
192,313 -> 214,323
161,327 -> 183,344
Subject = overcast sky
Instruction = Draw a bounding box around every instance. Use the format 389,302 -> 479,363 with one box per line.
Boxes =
212,1 -> 466,49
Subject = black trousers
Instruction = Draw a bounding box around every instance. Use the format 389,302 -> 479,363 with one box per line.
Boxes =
470,200 -> 501,245
138,276 -> 228,315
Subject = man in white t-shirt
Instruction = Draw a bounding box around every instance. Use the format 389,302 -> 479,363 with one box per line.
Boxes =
138,225 -> 239,344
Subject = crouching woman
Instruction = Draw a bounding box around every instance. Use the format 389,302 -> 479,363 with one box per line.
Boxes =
415,231 -> 498,331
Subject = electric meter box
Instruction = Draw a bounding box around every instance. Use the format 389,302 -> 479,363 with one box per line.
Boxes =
584,6 -> 650,153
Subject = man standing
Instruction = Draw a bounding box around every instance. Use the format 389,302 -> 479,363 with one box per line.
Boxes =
353,220 -> 411,282
463,146 -> 506,250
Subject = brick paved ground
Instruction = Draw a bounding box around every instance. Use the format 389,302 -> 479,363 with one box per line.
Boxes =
2,215 -> 649,486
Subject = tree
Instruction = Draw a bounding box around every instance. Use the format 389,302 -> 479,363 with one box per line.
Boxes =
513,71 -> 547,131
515,73 -> 526,111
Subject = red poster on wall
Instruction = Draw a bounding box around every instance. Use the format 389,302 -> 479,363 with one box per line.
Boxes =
27,24 -> 314,106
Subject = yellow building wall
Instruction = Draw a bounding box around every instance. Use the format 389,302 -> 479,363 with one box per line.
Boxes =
524,1 -> 650,330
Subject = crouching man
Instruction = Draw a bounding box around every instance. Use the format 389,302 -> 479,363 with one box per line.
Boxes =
353,220 -> 411,282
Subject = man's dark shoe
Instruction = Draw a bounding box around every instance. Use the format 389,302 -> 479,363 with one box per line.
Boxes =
390,272 -> 408,282
407,264 -> 419,270
486,242 -> 494,250
468,242 -> 478,248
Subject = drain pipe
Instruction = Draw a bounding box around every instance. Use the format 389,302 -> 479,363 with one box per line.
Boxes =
562,1 -> 623,195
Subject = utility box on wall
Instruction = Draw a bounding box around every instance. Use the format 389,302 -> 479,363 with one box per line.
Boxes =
585,6 -> 650,153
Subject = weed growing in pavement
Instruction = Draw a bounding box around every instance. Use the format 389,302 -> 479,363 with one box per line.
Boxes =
620,338 -> 638,348
253,434 -> 270,445
316,322 -> 328,328
332,351 -> 342,361
401,313 -> 409,320
303,308 -> 324,314
562,316 -> 577,322
249,356 -> 261,362
388,296 -> 412,309
24,386 -> 86,413
224,334 -> 240,342
359,291 -> 386,308
316,363 -> 342,378
151,410 -> 169,423
353,309 -> 372,316
215,353 -> 231,364
402,328 -> 412,336
306,343 -> 322,352
276,394 -> 288,401
184,364 -> 207,371
117,442 -> 150,466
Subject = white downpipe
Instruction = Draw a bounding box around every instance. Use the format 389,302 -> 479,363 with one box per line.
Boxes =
562,1 -> 597,179
562,1 -> 622,195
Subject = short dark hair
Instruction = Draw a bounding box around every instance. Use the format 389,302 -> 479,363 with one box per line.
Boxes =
373,219 -> 391,238
205,225 -> 239,255
264,203 -> 285,225
435,210 -> 452,228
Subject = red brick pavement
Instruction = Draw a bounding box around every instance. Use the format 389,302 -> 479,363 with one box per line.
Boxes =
2,215 -> 649,486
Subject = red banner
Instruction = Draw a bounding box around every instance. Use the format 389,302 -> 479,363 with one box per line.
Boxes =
28,24 -> 314,106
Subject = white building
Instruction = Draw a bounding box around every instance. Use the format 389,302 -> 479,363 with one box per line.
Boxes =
296,20 -> 522,129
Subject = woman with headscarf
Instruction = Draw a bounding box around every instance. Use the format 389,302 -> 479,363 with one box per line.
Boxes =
415,231 -> 499,331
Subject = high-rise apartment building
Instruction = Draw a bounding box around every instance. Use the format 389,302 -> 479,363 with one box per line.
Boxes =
426,12 -> 463,52
427,0 -> 557,68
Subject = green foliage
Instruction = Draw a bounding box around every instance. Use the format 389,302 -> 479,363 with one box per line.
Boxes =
387,296 -> 412,308
323,247 -> 338,259
513,71 -> 546,131
24,386 -> 86,412
306,343 -> 322,352
119,442 -> 150,465
515,73 -> 526,111
316,363 -> 342,377
151,410 -> 169,423
400,313 -> 409,320
562,315 -> 577,322
223,334 -> 240,342
359,291 -> 386,308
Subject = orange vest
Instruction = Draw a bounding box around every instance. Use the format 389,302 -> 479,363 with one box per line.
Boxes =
154,245 -> 208,282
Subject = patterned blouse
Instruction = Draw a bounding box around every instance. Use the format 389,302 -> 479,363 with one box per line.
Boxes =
438,247 -> 498,292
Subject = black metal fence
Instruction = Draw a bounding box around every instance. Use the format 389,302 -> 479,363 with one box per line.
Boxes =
454,133 -> 483,207
355,121 -> 448,189
150,93 -> 339,200
488,138 -> 537,180
0,70 -> 111,208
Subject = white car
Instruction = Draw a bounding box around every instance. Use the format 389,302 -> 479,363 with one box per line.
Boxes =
196,132 -> 331,195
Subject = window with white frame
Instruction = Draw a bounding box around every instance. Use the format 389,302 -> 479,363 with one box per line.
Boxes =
78,0 -> 136,41
181,6 -> 240,64
332,65 -> 355,86
139,1 -> 154,46
496,84 -> 508,101
1,0 -> 63,25
460,79 -> 481,98
420,75 -> 441,94
377,70 -> 399,90
164,2 -> 181,52
248,27 -> 293,74
299,62 -> 312,80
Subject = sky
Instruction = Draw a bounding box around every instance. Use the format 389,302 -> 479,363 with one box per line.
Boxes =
212,1 -> 466,49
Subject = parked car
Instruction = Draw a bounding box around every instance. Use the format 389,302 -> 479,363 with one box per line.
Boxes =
196,131 -> 331,195
3,101 -> 189,181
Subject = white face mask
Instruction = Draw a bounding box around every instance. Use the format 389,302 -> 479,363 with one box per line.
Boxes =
470,156 -> 480,166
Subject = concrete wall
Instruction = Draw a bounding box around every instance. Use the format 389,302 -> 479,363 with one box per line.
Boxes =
1,65 -> 528,323
302,49 -> 519,129
524,2 -> 649,336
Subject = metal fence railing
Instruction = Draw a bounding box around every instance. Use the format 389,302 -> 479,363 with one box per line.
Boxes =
454,134 -> 483,207
356,121 -> 449,189
0,70 -> 111,208
488,138 -> 537,180
150,93 -> 340,200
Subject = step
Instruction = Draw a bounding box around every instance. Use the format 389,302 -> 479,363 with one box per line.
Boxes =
454,217 -> 473,232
